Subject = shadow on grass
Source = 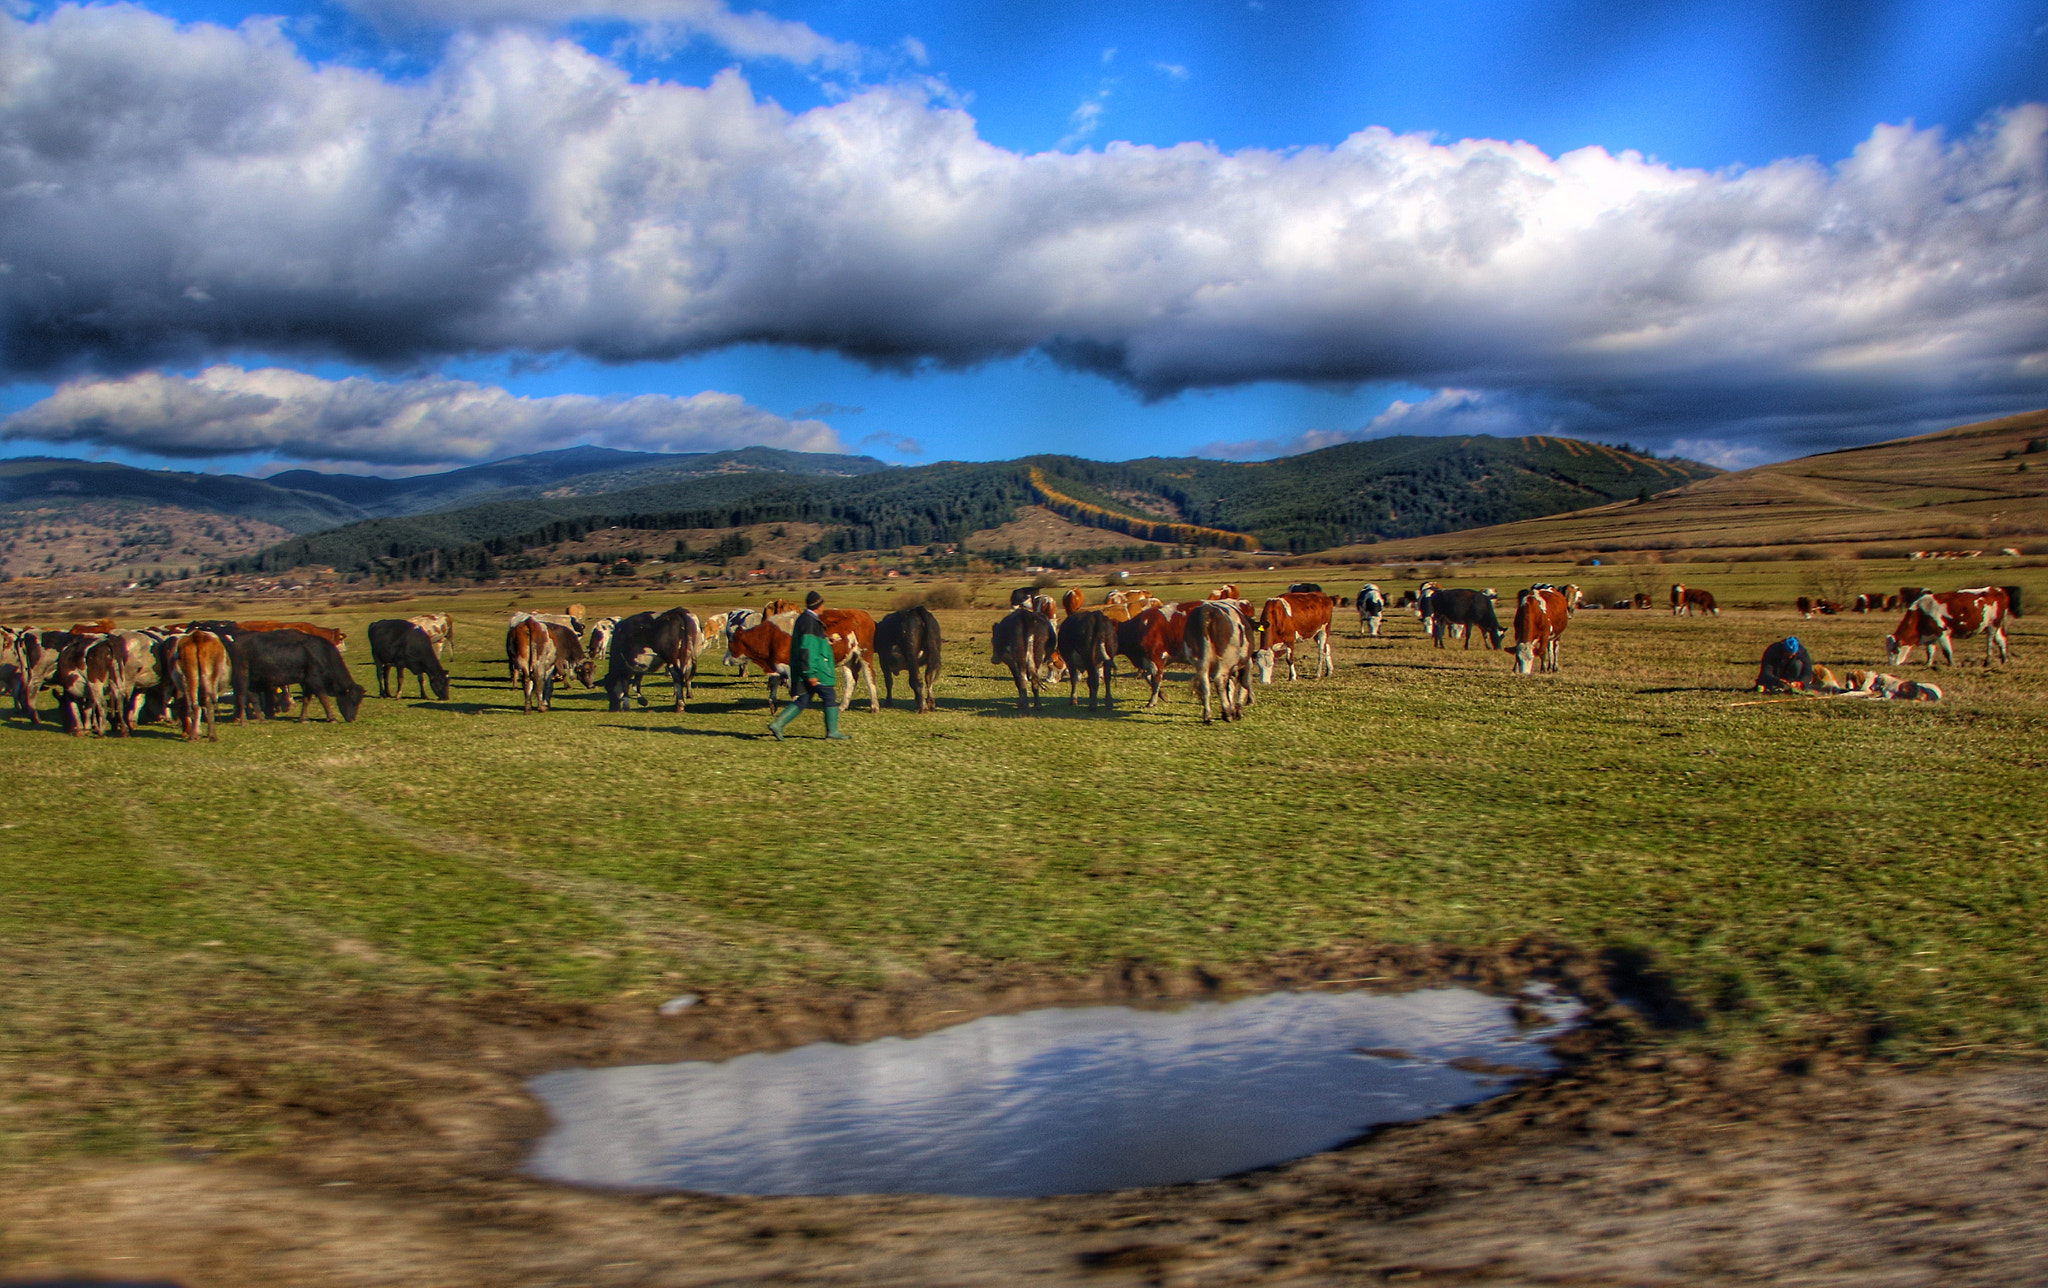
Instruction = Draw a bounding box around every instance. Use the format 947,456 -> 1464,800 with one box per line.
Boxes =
598,723 -> 764,740
1634,685 -> 1733,695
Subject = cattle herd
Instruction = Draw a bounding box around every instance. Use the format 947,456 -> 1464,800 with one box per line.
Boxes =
0,576 -> 2021,739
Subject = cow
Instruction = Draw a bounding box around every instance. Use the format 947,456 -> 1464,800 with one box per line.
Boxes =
1421,586 -> 1504,650
1287,582 -> 1323,594
1633,591 -> 1653,609
1253,592 -> 1335,682
1884,589 -> 2011,668
407,612 -> 454,659
603,608 -> 703,712
1851,593 -> 1887,614
1412,581 -> 1443,635
234,620 -> 349,651
49,632 -> 146,736
1056,610 -> 1118,710
1797,596 -> 1816,618
1513,587 -> 1570,674
1356,583 -> 1387,637
6,629 -> 72,726
873,606 -> 943,713
725,611 -> 876,712
764,598 -> 800,618
231,630 -> 363,724
506,617 -> 561,713
1093,592 -> 1161,625
586,616 -> 620,671
1009,586 -> 1040,608
2003,585 -> 2025,619
1844,670 -> 1944,701
991,607 -> 1058,712
169,630 -> 230,742
1209,584 -> 1242,601
1060,588 -> 1086,618
368,620 -> 451,700
1184,600 -> 1254,724
1116,604 -> 1193,708
1670,584 -> 1718,617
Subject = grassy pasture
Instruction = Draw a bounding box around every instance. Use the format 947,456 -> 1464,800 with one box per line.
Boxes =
2,558 -> 2045,1168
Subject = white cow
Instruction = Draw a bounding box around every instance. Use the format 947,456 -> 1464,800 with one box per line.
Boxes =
1355,583 -> 1386,637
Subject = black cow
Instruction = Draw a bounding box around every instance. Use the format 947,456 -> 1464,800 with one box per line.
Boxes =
230,630 -> 364,723
992,607 -> 1057,712
2003,584 -> 2024,619
1422,587 -> 1504,650
1009,586 -> 1040,608
874,606 -> 943,712
1056,610 -> 1118,710
1287,582 -> 1323,594
368,619 -> 451,700
602,608 -> 702,712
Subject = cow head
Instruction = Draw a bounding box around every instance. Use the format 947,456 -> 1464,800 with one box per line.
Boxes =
1251,647 -> 1275,684
335,682 -> 366,723
428,671 -> 451,701
1513,641 -> 1536,674
1883,634 -> 1909,666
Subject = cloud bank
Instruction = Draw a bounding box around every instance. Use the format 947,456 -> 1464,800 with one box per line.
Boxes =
340,0 -> 862,70
0,4 -> 2044,456
0,367 -> 842,466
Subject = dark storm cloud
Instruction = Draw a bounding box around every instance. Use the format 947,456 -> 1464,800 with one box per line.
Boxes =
1,4 -> 2044,457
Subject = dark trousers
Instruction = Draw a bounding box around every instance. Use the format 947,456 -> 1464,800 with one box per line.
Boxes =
789,682 -> 837,713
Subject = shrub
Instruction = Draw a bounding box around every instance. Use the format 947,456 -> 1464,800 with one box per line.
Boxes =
924,582 -> 968,611
1790,547 -> 1827,561
1031,571 -> 1063,589
1858,547 -> 1908,560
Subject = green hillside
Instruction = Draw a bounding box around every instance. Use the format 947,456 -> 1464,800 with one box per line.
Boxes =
228,436 -> 1712,577
0,457 -> 365,532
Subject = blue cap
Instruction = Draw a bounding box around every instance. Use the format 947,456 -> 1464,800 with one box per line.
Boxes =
1784,637 -> 1801,652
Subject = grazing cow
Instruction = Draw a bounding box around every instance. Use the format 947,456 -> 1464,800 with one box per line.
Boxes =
1356,584 -> 1387,637
1851,593 -> 1888,614
991,607 -> 1058,712
1421,586 -> 1504,650
707,609 -> 762,677
368,620 -> 451,700
6,629 -> 71,726
1512,587 -> 1571,674
1184,601 -> 1254,724
1797,596 -> 1816,618
231,630 -> 363,723
1060,588 -> 1086,618
603,608 -> 704,712
1056,610 -> 1119,710
169,630 -> 230,741
1210,584 -> 1242,601
1286,582 -> 1323,594
1670,584 -> 1719,617
234,620 -> 348,651
1009,586 -> 1040,608
505,617 -> 561,713
1633,591 -> 1653,609
66,617 -> 117,636
874,606 -> 943,712
764,598 -> 800,618
1023,592 -> 1060,620
407,612 -> 454,659
586,615 -> 620,670
1253,592 -> 1335,681
1116,603 -> 1195,708
1884,588 -> 2011,668
49,632 -> 151,736
2003,585 -> 2025,618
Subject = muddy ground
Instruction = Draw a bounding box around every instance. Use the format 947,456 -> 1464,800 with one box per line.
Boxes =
3,944 -> 2044,1287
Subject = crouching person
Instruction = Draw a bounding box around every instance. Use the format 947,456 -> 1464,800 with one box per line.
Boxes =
767,591 -> 851,741
1754,636 -> 1816,692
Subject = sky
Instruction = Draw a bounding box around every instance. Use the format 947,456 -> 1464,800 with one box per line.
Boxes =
0,0 -> 2044,477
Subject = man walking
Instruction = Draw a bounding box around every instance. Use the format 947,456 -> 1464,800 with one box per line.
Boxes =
767,591 -> 851,741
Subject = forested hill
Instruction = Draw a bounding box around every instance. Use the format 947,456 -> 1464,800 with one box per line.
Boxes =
231,435 -> 1713,576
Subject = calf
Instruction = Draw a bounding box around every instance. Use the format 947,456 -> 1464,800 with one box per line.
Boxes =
368,619 -> 451,700
169,630 -> 230,741
1056,610 -> 1118,710
232,630 -> 363,723
1184,601 -> 1254,724
1884,588 -> 2011,668
603,608 -> 703,712
1355,583 -> 1387,637
874,606 -> 942,712
1512,587 -> 1570,674
1254,592 -> 1335,681
991,607 -> 1058,712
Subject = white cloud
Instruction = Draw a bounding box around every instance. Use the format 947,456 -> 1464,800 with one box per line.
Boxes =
0,5 -> 2044,457
1060,89 -> 1111,147
1196,389 -> 1538,458
1666,438 -> 1779,471
1152,61 -> 1188,80
0,366 -> 842,466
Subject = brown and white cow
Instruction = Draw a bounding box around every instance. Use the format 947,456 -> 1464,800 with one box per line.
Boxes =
235,620 -> 349,651
407,612 -> 454,659
1884,588 -> 2011,668
1512,587 -> 1570,674
1209,584 -> 1241,601
725,611 -> 878,712
1184,601 -> 1255,724
506,616 -> 560,712
1115,602 -> 1205,707
1253,592 -> 1335,682
1670,584 -> 1718,617
170,630 -> 230,742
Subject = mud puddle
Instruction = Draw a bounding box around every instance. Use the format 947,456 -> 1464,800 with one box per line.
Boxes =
527,985 -> 1582,1197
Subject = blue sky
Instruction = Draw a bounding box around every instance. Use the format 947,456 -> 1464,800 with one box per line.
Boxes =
1,0 -> 2044,476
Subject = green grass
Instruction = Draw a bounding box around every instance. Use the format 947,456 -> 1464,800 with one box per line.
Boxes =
3,560 -> 2045,1165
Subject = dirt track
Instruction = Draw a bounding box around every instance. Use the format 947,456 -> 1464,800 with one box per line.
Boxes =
4,948 -> 2045,1287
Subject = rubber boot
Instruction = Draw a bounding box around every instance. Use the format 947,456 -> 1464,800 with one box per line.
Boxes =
823,703 -> 851,741
766,701 -> 801,741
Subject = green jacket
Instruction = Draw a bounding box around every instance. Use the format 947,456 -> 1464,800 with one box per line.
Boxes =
790,611 -> 837,686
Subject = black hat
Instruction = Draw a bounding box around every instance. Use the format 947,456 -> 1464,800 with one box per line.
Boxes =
805,591 -> 824,608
